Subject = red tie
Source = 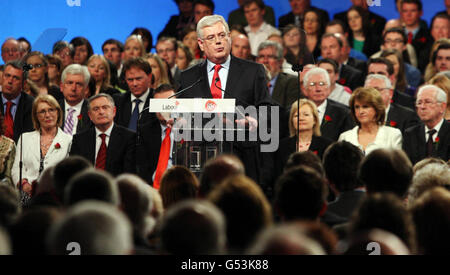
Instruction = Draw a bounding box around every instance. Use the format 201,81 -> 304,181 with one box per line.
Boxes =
95,133 -> 107,170
407,32 -> 413,44
210,64 -> 222,99
153,127 -> 172,189
4,101 -> 14,139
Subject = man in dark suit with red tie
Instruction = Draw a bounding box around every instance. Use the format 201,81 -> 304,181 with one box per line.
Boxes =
177,14 -> 272,183
69,94 -> 136,176
137,84 -> 176,187
0,61 -> 34,142
403,85 -> 450,164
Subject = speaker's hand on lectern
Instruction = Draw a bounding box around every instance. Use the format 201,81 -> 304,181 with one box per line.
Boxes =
235,116 -> 258,132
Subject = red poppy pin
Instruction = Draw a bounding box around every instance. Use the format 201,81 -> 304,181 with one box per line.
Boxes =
55,143 -> 61,149
325,115 -> 332,122
371,19 -> 376,25
313,150 -> 318,155
77,114 -> 83,121
338,78 -> 346,85
390,121 -> 397,127
435,137 -> 440,143
390,99 -> 394,104
419,37 -> 426,43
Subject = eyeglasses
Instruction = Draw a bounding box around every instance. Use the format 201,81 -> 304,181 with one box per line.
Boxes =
37,108 -> 57,116
28,63 -> 45,69
202,32 -> 228,44
416,100 -> 438,107
308,81 -> 327,87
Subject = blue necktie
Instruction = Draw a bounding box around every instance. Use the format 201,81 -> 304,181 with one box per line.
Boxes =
128,98 -> 141,131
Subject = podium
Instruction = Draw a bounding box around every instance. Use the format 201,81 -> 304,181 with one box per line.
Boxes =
149,98 -> 241,176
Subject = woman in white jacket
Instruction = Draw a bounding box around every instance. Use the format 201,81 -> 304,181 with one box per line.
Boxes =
12,95 -> 72,194
339,87 -> 402,155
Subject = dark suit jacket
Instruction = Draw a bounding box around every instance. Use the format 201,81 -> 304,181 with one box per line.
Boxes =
0,92 -> 34,142
136,118 -> 163,185
334,10 -> 386,37
346,57 -> 367,76
339,64 -> 364,91
69,124 -> 136,176
326,190 -> 366,221
278,7 -> 330,30
178,55 -> 272,183
272,72 -> 299,109
261,135 -> 332,200
393,89 -> 416,110
403,120 -> 450,164
274,135 -> 332,176
386,103 -> 419,133
321,99 -> 355,141
113,90 -> 154,129
411,25 -> 433,73
58,99 -> 93,134
158,14 -> 195,40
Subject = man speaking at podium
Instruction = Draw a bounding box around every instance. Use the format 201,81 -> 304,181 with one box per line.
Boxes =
177,14 -> 272,183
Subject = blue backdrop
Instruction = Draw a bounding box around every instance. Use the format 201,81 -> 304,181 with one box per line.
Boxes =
0,0 -> 445,55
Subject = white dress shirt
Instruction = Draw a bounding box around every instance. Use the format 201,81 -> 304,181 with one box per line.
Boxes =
245,22 -> 281,56
338,125 -> 403,155
130,89 -> 150,114
424,118 -> 444,143
94,123 -> 114,163
64,99 -> 84,136
329,84 -> 351,106
207,55 -> 231,98
317,100 -> 328,126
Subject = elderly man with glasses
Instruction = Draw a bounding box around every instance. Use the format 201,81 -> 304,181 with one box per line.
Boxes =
403,84 -> 450,163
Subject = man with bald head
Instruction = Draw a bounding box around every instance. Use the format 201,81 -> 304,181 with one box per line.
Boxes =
403,84 -> 450,163
231,34 -> 253,60
1,39 -> 20,64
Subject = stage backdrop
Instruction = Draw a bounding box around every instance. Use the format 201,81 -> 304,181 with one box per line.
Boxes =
0,0 -> 445,55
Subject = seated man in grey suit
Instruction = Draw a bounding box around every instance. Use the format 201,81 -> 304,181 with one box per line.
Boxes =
255,40 -> 299,109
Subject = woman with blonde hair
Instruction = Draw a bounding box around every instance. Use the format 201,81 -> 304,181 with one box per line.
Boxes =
339,87 -> 402,155
86,54 -> 120,97
145,53 -> 171,90
271,99 -> 332,181
12,95 -> 72,196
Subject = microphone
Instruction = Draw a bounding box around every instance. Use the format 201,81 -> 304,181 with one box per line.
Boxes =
22,63 -> 33,72
213,77 -> 252,123
291,64 -> 303,72
169,77 -> 204,99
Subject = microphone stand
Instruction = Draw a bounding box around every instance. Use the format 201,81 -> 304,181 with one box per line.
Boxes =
18,63 -> 33,194
291,64 -> 303,151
